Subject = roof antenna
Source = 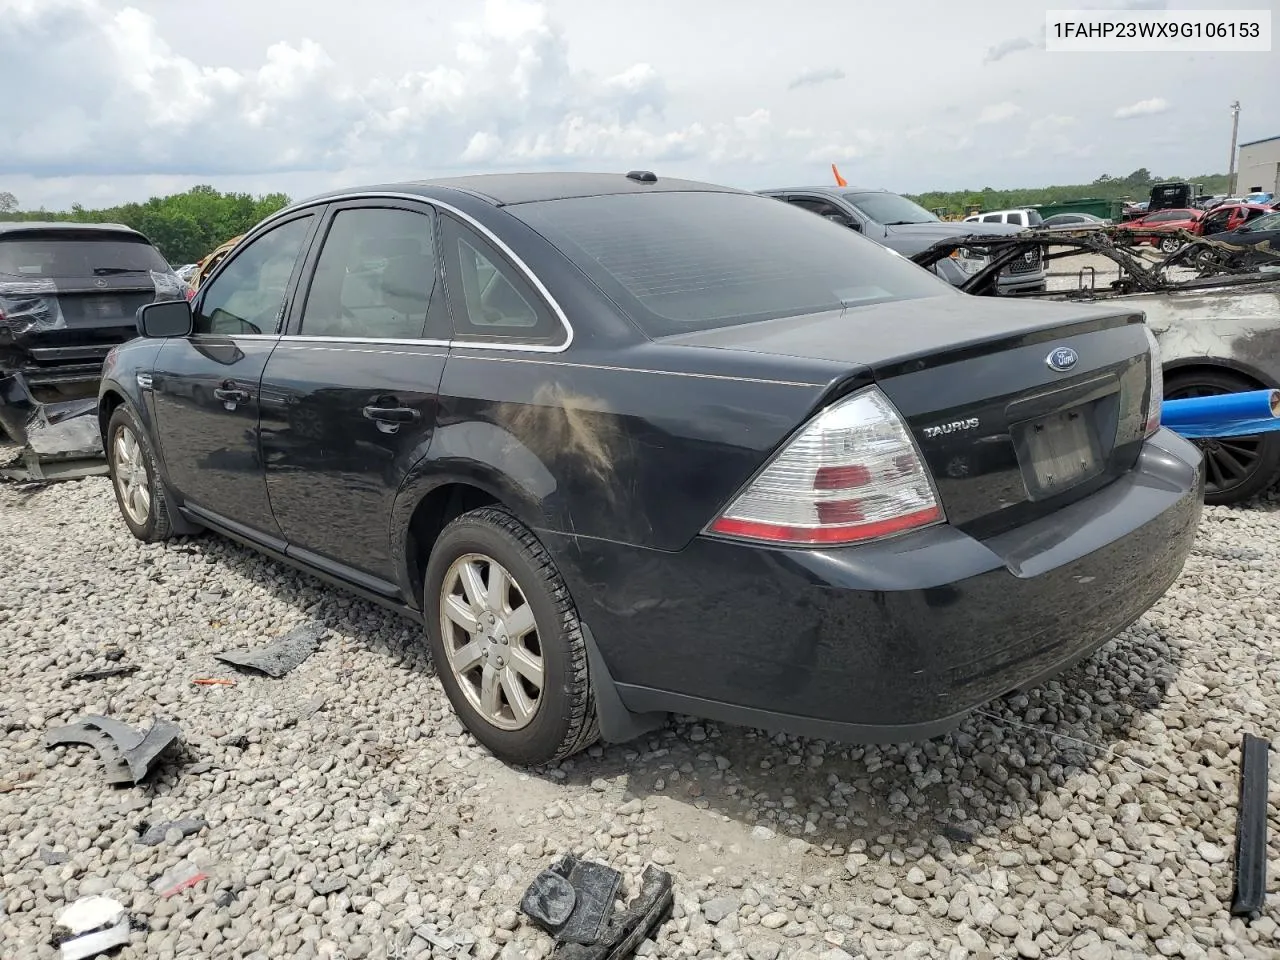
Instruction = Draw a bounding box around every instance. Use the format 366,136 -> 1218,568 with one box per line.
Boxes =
626,170 -> 657,183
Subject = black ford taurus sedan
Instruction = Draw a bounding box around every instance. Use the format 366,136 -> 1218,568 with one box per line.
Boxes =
97,172 -> 1204,765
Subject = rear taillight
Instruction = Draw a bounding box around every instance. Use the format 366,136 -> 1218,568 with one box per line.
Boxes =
708,386 -> 944,546
1142,324 -> 1163,437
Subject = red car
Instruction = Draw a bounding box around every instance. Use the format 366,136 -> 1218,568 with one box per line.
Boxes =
1114,207 -> 1203,252
1198,202 -> 1273,238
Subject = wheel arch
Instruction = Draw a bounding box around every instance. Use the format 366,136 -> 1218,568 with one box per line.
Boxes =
1162,357 -> 1280,391
391,468 -> 550,611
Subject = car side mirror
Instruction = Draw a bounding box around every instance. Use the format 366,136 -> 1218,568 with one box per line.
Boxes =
1236,226 -> 1252,233
137,300 -> 194,338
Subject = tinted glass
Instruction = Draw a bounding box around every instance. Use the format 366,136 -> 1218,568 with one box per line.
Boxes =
300,207 -> 436,339
0,234 -> 170,278
843,192 -> 939,225
1026,210 -> 1043,226
512,190 -> 955,337
982,214 -> 1001,223
1246,213 -> 1280,231
1008,213 -> 1024,226
439,216 -> 564,345
194,216 -> 313,335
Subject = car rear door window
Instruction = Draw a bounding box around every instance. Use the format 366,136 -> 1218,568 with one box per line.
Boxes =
194,216 -> 315,335
982,214 -> 1002,223
1008,213 -> 1024,226
299,207 -> 437,340
439,215 -> 565,346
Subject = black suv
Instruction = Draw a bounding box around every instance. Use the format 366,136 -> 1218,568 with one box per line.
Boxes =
0,222 -> 186,450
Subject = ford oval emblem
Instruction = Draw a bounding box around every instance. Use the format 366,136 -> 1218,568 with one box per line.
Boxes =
1046,346 -> 1078,372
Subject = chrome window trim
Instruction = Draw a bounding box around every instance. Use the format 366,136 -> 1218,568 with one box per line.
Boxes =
241,191 -> 574,354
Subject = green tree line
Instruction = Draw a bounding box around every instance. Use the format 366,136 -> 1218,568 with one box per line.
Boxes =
0,168 -> 1235,263
905,169 -> 1231,217
0,185 -> 291,266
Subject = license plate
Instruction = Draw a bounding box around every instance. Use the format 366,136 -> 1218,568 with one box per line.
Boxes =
87,296 -> 122,318
1018,407 -> 1102,497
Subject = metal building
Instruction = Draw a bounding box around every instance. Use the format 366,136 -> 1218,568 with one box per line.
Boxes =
1237,134 -> 1280,196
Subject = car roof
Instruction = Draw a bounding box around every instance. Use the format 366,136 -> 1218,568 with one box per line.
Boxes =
0,220 -> 144,238
295,172 -> 745,208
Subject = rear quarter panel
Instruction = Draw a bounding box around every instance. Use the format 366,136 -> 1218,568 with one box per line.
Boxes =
396,342 -> 849,552
1138,285 -> 1280,388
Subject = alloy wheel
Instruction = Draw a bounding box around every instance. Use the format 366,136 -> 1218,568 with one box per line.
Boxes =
438,552 -> 545,731
1165,383 -> 1264,497
112,425 -> 151,526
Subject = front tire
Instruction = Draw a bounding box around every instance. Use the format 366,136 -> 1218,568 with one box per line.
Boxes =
107,405 -> 173,542
422,507 -> 599,765
1159,236 -> 1182,254
1164,369 -> 1280,506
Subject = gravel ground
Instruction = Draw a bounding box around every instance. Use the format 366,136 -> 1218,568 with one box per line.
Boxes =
2,477 -> 1278,960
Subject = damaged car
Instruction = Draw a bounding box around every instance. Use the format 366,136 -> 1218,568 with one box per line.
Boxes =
911,229 -> 1280,504
0,221 -> 188,478
98,172 -> 1201,765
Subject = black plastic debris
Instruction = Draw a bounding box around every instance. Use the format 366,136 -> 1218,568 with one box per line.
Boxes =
522,862 -> 578,929
45,715 -> 181,785
557,865 -> 674,960
522,856 -> 672,958
214,621 -> 327,678
136,817 -> 208,847
1230,732 -> 1271,920
66,665 -> 139,684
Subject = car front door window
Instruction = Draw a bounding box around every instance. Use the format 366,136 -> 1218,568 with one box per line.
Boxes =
299,207 -> 438,340
194,216 -> 314,336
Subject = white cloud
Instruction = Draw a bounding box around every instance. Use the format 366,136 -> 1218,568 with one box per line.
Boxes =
788,67 -> 846,90
977,102 -> 1022,125
0,0 -> 777,179
984,36 -> 1036,63
1114,97 -> 1170,119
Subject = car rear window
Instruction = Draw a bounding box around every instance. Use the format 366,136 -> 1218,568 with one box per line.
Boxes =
509,191 -> 955,337
0,232 -> 170,278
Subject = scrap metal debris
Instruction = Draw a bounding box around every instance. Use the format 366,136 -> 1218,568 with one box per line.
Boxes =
52,896 -> 131,960
521,856 -> 673,959
45,715 -> 182,785
1230,732 -> 1271,920
192,677 -> 236,687
214,620 -> 328,678
65,665 -> 139,684
136,816 -> 208,847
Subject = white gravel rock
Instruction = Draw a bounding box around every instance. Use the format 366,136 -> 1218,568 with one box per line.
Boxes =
1,478 -> 1279,959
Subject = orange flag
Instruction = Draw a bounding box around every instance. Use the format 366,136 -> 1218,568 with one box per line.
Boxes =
832,163 -> 848,187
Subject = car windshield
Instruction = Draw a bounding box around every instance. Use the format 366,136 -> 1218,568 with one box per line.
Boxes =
1026,210 -> 1044,226
1247,213 -> 1280,231
512,190 -> 956,337
841,191 -> 940,226
0,232 -> 170,278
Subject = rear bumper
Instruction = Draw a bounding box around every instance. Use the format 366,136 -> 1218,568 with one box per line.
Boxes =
549,428 -> 1203,743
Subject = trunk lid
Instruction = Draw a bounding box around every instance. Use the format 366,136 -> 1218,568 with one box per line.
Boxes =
665,295 -> 1154,535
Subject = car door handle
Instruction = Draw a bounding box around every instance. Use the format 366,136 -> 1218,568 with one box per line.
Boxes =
362,404 -> 420,424
213,387 -> 250,403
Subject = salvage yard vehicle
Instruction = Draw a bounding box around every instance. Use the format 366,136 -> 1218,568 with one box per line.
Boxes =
98,172 -> 1201,765
0,222 -> 187,476
910,230 -> 1280,504
757,185 -> 1049,295
1114,207 -> 1204,253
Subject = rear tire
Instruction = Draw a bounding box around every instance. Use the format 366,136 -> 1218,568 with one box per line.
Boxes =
1164,369 -> 1280,506
422,507 -> 599,765
1159,236 -> 1182,254
106,405 -> 174,542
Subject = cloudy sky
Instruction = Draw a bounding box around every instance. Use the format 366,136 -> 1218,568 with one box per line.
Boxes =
0,0 -> 1274,210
